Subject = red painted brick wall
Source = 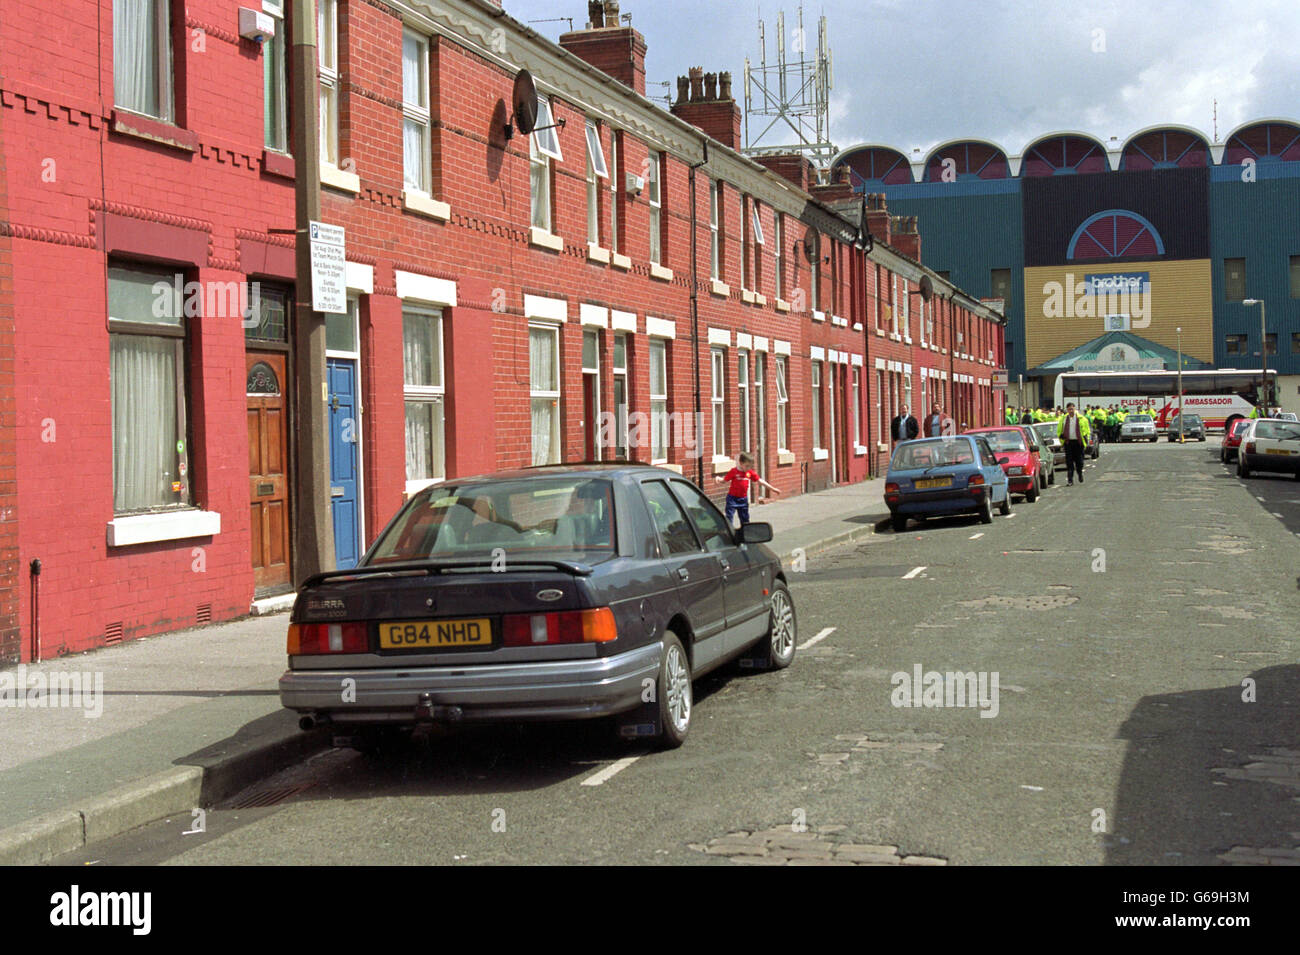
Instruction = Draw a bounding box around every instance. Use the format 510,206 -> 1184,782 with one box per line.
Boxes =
0,0 -> 1001,657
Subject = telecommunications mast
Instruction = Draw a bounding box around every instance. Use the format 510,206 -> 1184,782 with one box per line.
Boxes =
743,6 -> 835,172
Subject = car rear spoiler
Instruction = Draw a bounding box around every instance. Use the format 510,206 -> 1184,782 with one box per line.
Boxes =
300,558 -> 595,590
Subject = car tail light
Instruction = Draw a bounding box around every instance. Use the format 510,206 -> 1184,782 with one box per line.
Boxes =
502,607 -> 618,646
288,622 -> 370,655
968,474 -> 985,486
1245,441 -> 1256,454
885,482 -> 899,493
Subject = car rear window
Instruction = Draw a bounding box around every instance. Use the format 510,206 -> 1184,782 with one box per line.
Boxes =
368,478 -> 616,563
1255,422 -> 1300,441
892,438 -> 976,470
968,430 -> 1026,452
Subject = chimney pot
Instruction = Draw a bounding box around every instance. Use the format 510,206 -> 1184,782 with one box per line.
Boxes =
719,71 -> 732,100
604,0 -> 620,20
688,66 -> 704,100
587,0 -> 604,28
675,75 -> 689,104
703,72 -> 718,100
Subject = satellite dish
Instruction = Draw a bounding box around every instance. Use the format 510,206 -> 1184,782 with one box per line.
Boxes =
512,70 -> 539,135
919,274 -> 934,303
802,225 -> 818,263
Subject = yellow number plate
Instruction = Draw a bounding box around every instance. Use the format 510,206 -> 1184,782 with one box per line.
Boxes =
379,618 -> 493,650
915,477 -> 953,489
1265,448 -> 1293,455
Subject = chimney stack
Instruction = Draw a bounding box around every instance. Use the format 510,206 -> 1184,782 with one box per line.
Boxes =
670,66 -> 742,150
864,193 -> 892,245
560,2 -> 647,96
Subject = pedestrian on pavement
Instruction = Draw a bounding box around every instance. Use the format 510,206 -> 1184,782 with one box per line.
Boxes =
716,453 -> 780,526
891,406 -> 919,445
1058,402 -> 1090,485
923,402 -> 951,437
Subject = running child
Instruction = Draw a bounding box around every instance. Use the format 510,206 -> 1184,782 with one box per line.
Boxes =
716,453 -> 781,526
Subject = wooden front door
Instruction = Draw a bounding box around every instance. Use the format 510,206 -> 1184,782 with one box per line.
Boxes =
247,352 -> 291,592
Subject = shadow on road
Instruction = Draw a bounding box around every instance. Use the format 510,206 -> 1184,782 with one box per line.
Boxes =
1107,664 -> 1300,865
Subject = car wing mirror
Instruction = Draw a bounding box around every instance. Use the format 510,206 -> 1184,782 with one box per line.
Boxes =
736,522 -> 772,544
997,456 -> 1010,465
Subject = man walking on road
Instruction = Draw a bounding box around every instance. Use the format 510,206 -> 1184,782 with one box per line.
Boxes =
923,402 -> 950,437
1058,402 -> 1090,485
891,406 -> 919,446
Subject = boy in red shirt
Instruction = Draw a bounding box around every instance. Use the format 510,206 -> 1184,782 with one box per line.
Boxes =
716,453 -> 781,526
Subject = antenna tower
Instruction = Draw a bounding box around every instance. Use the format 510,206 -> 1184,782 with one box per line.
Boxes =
743,6 -> 835,168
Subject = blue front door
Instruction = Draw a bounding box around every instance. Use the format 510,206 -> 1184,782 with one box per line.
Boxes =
327,358 -> 361,569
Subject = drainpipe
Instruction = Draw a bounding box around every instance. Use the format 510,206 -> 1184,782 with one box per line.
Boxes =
28,559 -> 40,661
689,141 -> 709,488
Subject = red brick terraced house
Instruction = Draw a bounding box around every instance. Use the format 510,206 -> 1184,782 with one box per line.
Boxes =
0,0 -> 1003,661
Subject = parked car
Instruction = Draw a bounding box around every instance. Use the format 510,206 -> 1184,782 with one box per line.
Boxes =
1023,425 -> 1056,488
1236,419 -> 1300,479
1120,414 -> 1158,442
1220,418 -> 1251,463
1167,413 -> 1206,441
965,427 -> 1041,503
1086,423 -> 1100,459
279,464 -> 796,751
1031,422 -> 1066,471
884,435 -> 1011,531
1276,411 -> 1299,422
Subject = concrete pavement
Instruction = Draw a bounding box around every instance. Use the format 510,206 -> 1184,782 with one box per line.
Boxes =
0,477 -> 890,864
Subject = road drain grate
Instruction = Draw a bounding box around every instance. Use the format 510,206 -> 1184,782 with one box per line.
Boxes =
688,826 -> 948,865
227,783 -> 314,809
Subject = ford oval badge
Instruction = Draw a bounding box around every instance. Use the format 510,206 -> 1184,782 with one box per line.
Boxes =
536,589 -> 563,602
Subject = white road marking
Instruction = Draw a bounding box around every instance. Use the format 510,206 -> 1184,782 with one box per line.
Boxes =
798,626 -> 837,651
1005,512 -> 1017,518
969,533 -> 984,539
902,566 -> 927,579
1272,512 -> 1285,518
1257,497 -> 1266,502
580,755 -> 641,787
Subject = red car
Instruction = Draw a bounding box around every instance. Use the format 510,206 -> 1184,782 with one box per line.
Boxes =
1220,418 -> 1251,463
964,427 -> 1042,503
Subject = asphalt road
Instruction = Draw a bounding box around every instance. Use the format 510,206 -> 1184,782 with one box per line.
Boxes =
56,440 -> 1300,866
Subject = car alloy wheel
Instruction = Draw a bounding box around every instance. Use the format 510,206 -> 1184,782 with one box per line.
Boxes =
756,583 -> 797,670
657,633 -> 691,748
998,490 -> 1011,516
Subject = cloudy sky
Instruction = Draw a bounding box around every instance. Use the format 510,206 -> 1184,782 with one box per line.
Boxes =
501,0 -> 1300,156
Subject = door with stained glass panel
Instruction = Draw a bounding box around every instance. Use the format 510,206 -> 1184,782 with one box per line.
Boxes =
245,286 -> 292,593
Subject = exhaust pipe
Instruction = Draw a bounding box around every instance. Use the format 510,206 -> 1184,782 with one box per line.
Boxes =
300,714 -> 330,731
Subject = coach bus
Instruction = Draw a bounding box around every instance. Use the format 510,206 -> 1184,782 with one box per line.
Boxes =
1054,369 -> 1274,431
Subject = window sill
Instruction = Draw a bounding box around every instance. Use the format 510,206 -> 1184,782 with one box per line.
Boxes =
877,442 -> 889,452
712,458 -> 735,475
650,262 -> 674,282
812,447 -> 829,461
775,298 -> 791,313
261,149 -> 295,180
321,162 -> 360,194
611,252 -> 632,271
741,289 -> 756,304
832,315 -> 848,326
755,293 -> 767,306
657,462 -> 683,474
587,243 -> 610,264
403,190 -> 450,221
904,337 -> 913,345
110,109 -> 199,153
107,510 -> 221,547
529,227 -> 564,252
777,450 -> 796,466
854,445 -> 868,456
710,279 -> 731,298
405,478 -> 442,497
875,328 -> 886,337
812,310 -> 826,323
853,323 -> 864,332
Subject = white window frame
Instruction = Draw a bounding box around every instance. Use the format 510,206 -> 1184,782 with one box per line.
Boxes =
775,355 -> 790,452
318,0 -> 340,167
586,121 -> 608,247
649,337 -> 669,464
533,95 -> 563,160
811,360 -> 823,450
530,132 -> 552,234
852,367 -> 862,448
529,322 -> 561,466
773,214 -> 783,300
891,274 -> 900,335
709,181 -> 720,280
402,29 -> 432,195
711,347 -> 727,459
876,368 -> 885,447
263,0 -> 287,151
402,305 -> 445,495
741,195 -> 751,291
612,332 -> 629,458
919,297 -> 928,347
902,278 -> 911,340
114,0 -> 174,122
107,263 -> 190,515
810,231 -> 821,312
608,130 -> 620,253
738,349 -> 751,454
647,151 -> 662,265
